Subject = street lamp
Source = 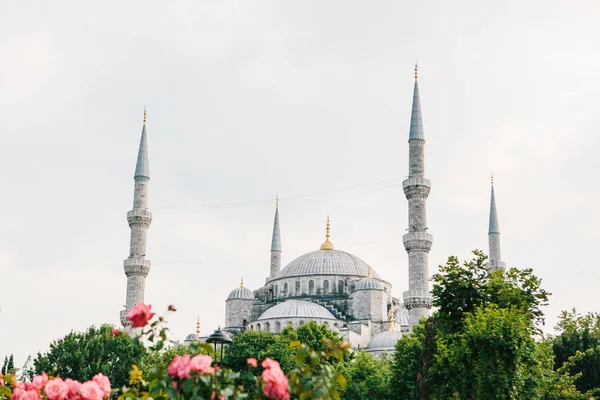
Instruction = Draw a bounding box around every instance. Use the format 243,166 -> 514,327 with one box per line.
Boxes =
206,327 -> 232,365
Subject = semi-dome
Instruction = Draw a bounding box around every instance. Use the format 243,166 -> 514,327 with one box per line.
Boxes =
276,250 -> 379,279
228,278 -> 254,300
366,330 -> 403,353
258,300 -> 337,320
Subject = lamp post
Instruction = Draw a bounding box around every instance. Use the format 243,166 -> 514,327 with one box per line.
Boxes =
206,327 -> 232,365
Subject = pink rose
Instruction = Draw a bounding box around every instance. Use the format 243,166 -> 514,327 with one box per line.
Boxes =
45,378 -> 69,400
190,355 -> 215,375
64,379 -> 82,398
80,381 -> 103,400
91,374 -> 111,398
168,355 -> 191,379
247,358 -> 258,368
111,328 -> 120,336
127,303 -> 155,328
12,388 -> 41,400
31,372 -> 48,391
261,358 -> 290,400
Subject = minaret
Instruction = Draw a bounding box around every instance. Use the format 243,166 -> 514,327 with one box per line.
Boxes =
120,108 -> 153,327
269,196 -> 282,279
402,65 -> 433,328
487,176 -> 506,272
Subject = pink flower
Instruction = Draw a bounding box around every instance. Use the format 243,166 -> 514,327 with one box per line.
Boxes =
80,381 -> 103,400
247,358 -> 258,368
168,355 -> 191,379
190,355 -> 215,375
45,378 -> 69,400
111,328 -> 120,336
127,303 -> 155,328
91,374 -> 111,398
12,388 -> 41,400
64,379 -> 82,398
168,304 -> 177,311
261,358 -> 290,400
31,372 -> 48,391
0,373 -> 4,386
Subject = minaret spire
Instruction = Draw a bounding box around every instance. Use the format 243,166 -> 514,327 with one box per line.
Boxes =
487,176 -> 505,272
120,108 -> 153,327
320,216 -> 335,250
269,196 -> 282,279
402,66 -> 433,329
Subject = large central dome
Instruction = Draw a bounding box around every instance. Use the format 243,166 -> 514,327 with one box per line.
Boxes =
276,249 -> 379,279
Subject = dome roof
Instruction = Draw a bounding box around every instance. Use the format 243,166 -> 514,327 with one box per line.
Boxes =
366,330 -> 403,352
355,277 -> 385,291
395,308 -> 410,326
228,286 -> 254,300
184,333 -> 199,342
276,250 -> 378,279
258,300 -> 337,320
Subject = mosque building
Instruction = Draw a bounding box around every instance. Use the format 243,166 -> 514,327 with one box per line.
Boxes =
119,66 -> 506,356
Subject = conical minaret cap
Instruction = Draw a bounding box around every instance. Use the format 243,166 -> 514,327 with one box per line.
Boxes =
320,216 -> 335,250
134,107 -> 150,180
489,176 -> 500,234
409,64 -> 425,140
271,196 -> 282,252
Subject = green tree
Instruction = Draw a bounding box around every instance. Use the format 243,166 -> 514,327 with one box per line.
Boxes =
1,355 -> 15,375
337,351 -> 393,400
33,325 -> 145,389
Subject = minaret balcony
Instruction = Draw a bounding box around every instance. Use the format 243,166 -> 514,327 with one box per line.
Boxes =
403,177 -> 431,199
403,232 -> 433,252
123,257 -> 151,277
403,290 -> 433,310
127,209 -> 153,227
120,310 -> 132,327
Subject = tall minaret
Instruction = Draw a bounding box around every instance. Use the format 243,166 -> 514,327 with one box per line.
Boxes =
120,109 -> 153,327
269,196 -> 282,279
487,176 -> 506,273
402,65 -> 433,328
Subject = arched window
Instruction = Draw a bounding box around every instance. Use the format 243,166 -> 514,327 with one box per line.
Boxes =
323,280 -> 329,294
274,285 -> 278,298
323,322 -> 329,328
275,322 -> 281,332
265,322 -> 271,332
299,320 -> 305,326
333,323 -> 339,331
257,323 -> 261,331
283,283 -> 288,296
287,321 -> 293,327
338,280 -> 344,294
309,280 -> 315,295
250,325 -> 254,330
295,281 -> 300,295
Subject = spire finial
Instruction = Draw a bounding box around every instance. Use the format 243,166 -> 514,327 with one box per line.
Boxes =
276,194 -> 279,208
320,216 -> 335,250
389,303 -> 397,331
196,316 -> 201,336
240,277 -> 244,288
367,267 -> 372,279
143,106 -> 147,125
414,62 -> 418,79
491,174 -> 494,185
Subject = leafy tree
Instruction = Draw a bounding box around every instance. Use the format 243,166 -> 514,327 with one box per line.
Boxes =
143,344 -> 208,379
1,355 -> 15,375
279,321 -> 344,355
33,324 -> 145,389
337,350 -> 393,400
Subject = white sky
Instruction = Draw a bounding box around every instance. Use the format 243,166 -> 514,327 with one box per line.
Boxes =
1,0 -> 600,367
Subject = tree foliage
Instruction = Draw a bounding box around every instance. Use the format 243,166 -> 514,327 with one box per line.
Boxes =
1,355 -> 15,375
33,324 -> 145,389
336,350 -> 393,400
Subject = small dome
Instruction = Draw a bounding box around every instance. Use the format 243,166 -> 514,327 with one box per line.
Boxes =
395,308 -> 410,326
258,300 -> 336,320
366,330 -> 403,353
277,250 -> 379,279
184,333 -> 199,343
228,286 -> 254,300
355,277 -> 385,291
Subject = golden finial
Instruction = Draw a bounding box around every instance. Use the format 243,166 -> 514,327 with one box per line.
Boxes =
367,267 -> 372,279
143,106 -> 147,125
491,174 -> 494,185
389,303 -> 397,331
240,277 -> 244,288
196,316 -> 201,337
414,62 -> 418,79
320,216 -> 335,250
276,194 -> 279,208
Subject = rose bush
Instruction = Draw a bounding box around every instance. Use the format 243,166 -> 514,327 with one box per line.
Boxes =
1,303 -> 347,400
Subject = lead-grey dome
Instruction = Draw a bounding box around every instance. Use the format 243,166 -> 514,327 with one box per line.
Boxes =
366,330 -> 403,352
355,277 -> 385,291
227,286 -> 254,300
258,300 -> 337,320
184,333 -> 199,343
276,250 -> 378,279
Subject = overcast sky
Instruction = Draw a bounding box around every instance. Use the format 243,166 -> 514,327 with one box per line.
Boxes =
1,0 -> 599,367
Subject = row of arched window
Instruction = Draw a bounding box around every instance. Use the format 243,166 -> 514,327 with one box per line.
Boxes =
271,279 -> 345,299
249,321 -> 342,332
